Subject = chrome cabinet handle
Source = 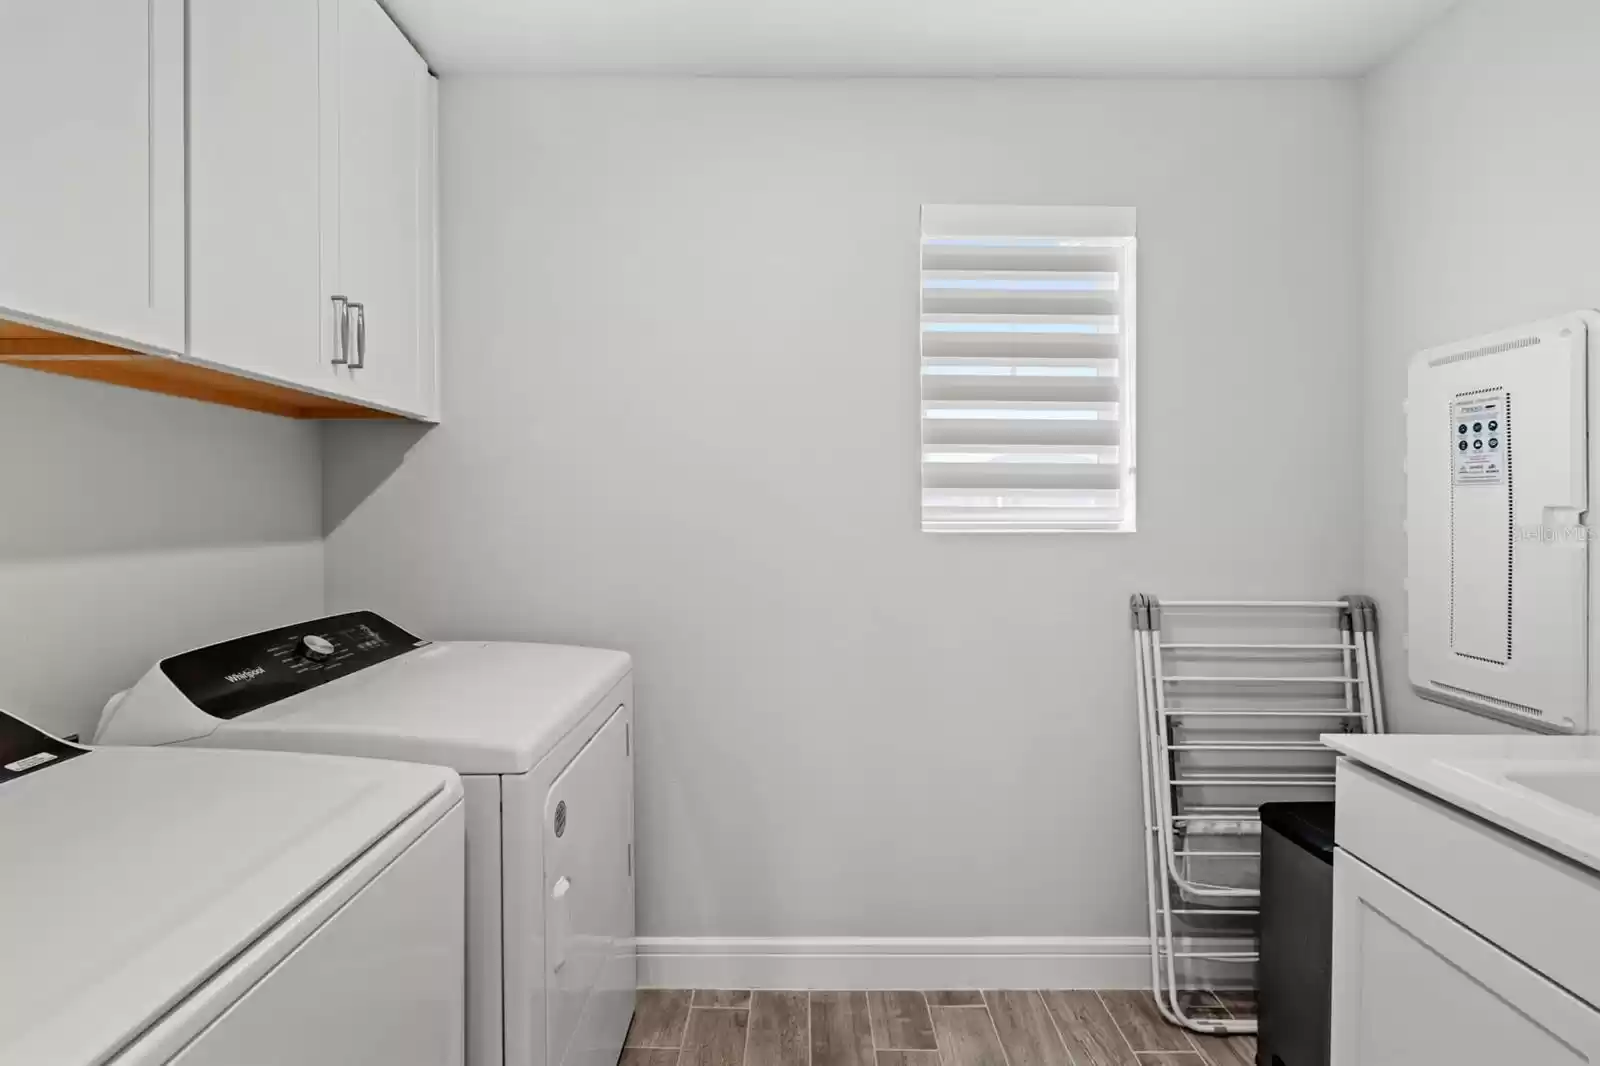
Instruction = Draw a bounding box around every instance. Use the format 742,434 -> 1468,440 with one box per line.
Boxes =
349,302 -> 366,369
331,295 -> 349,365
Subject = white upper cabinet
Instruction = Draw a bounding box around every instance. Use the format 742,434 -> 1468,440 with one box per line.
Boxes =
189,0 -> 326,389
328,0 -> 437,418
4,0 -> 437,419
0,0 -> 185,355
189,0 -> 437,419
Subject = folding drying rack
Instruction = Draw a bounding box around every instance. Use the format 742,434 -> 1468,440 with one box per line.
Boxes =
1130,595 -> 1384,1035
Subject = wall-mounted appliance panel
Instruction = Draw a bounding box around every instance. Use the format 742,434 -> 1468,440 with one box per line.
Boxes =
1407,313 -> 1594,733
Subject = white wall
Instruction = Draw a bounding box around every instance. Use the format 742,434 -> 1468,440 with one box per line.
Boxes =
0,369 -> 325,741
325,77 -> 1362,938
1362,0 -> 1600,733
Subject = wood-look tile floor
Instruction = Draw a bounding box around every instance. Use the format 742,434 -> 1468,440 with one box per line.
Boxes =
621,990 -> 1256,1066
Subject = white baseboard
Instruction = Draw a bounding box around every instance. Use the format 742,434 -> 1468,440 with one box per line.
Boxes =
636,937 -> 1155,991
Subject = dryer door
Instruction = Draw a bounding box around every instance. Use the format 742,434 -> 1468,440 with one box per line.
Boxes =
544,705 -> 634,1066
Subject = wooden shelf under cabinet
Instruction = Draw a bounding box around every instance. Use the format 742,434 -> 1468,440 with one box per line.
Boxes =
0,321 -> 401,420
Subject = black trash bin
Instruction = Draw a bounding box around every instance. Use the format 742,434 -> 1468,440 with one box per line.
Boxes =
1257,801 -> 1335,1066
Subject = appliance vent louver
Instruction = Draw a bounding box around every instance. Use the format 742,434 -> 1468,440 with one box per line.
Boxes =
1429,335 -> 1540,368
1430,681 -> 1545,722
1506,395 -> 1515,663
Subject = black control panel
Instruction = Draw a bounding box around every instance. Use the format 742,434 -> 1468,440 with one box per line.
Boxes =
160,611 -> 428,719
0,710 -> 88,784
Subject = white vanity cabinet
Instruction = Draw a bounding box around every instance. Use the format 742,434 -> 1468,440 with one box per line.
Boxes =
1333,851 -> 1600,1065
0,0 -> 185,355
1332,759 -> 1600,1066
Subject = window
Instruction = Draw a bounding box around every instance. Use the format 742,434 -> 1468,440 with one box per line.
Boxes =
920,205 -> 1136,532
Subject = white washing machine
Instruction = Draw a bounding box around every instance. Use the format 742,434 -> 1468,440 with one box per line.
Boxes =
0,707 -> 465,1065
94,611 -> 636,1066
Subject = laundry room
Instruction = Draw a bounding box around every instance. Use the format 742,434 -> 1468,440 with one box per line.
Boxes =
4,2 -> 1600,1065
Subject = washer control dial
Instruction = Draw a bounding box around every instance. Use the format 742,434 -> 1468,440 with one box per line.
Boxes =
300,634 -> 335,662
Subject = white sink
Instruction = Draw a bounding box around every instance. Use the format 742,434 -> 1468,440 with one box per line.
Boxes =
1505,768 -> 1600,817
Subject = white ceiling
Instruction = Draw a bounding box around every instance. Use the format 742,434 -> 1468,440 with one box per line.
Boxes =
384,0 -> 1460,77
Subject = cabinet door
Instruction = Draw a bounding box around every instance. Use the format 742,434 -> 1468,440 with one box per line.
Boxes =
188,0 -> 326,387
334,0 -> 433,416
0,0 -> 184,354
1332,850 -> 1600,1066
544,706 -> 635,1066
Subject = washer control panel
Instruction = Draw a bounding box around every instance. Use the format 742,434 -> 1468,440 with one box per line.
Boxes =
0,710 -> 87,784
159,611 -> 428,720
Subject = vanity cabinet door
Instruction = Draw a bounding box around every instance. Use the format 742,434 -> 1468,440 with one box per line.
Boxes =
1332,850 -> 1600,1066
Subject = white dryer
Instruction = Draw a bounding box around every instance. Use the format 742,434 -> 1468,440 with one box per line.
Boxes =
0,707 -> 465,1066
94,612 -> 636,1066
